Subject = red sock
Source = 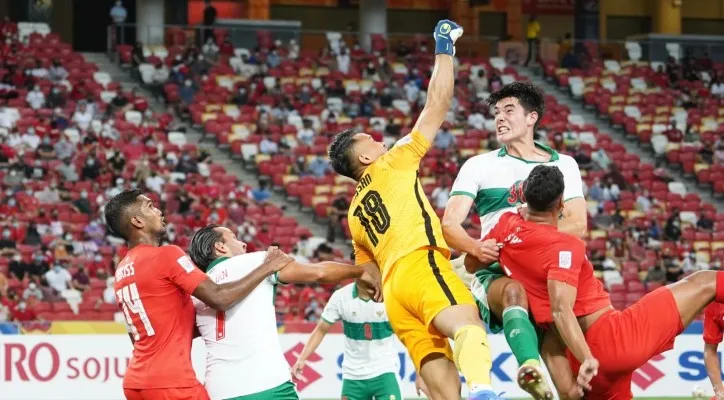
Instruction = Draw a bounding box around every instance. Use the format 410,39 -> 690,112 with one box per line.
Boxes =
717,272 -> 724,303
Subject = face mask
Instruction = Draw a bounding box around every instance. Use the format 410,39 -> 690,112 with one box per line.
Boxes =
54,265 -> 62,272
65,234 -> 72,241
18,303 -> 26,311
8,200 -> 16,207
81,191 -> 88,198
29,283 -> 37,290
3,231 -> 10,238
95,256 -> 103,262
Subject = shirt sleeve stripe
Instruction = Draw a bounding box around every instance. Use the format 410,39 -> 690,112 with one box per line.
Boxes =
450,190 -> 476,200
321,316 -> 337,325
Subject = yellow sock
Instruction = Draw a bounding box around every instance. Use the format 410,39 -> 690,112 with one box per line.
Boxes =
453,325 -> 493,389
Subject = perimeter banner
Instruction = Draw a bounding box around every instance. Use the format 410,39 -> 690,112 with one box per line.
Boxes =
0,333 -> 717,399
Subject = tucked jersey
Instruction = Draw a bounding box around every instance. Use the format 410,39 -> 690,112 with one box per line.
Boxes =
475,212 -> 610,325
450,143 -> 584,237
349,130 -> 449,281
193,252 -> 290,400
113,244 -> 207,389
703,302 -> 724,345
321,283 -> 399,380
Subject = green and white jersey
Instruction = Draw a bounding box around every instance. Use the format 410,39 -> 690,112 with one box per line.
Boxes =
321,283 -> 399,380
193,252 -> 291,400
451,143 -> 584,237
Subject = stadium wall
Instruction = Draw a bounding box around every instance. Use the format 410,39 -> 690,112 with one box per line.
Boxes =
0,329 -> 717,400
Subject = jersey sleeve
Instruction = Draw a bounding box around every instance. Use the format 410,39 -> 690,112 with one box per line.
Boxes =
161,245 -> 208,295
482,211 -> 510,242
353,241 -> 374,265
545,237 -> 586,287
704,304 -> 724,345
378,130 -> 430,170
560,156 -> 584,201
320,290 -> 342,324
450,156 -> 481,200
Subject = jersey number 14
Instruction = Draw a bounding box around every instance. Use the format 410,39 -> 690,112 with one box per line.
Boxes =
117,283 -> 155,341
352,190 -> 391,247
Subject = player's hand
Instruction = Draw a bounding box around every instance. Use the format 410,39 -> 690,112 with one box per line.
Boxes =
415,375 -> 431,398
433,20 -> 463,56
263,246 -> 294,272
577,357 -> 599,391
517,203 -> 529,220
291,359 -> 306,381
358,270 -> 382,302
471,238 -> 500,265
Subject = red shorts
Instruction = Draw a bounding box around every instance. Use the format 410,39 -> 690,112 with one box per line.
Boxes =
124,383 -> 210,400
567,287 -> 684,400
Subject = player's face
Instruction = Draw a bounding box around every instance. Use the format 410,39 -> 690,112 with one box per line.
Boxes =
353,133 -> 387,167
218,227 -> 247,256
493,97 -> 538,144
133,195 -> 166,235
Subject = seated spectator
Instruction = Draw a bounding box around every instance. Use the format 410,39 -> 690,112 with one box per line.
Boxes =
230,86 -> 249,106
48,59 -> 68,82
72,101 -> 94,131
72,266 -> 91,292
22,282 -> 43,303
307,156 -> 330,177
202,37 -> 219,59
46,86 -> 65,108
180,80 -> 197,105
297,119 -> 315,146
587,178 -> 603,202
132,42 -> 145,67
646,261 -> 667,285
36,136 -> 56,160
560,48 -> 580,69
8,254 -> 26,280
327,194 -> 349,243
664,209 -> 682,241
698,213 -> 714,232
712,76 -> 724,98
636,190 -> 653,212
434,126 -> 455,150
251,182 -> 272,203
260,136 -> 279,154
11,301 -> 37,322
591,148 -> 611,170
470,69 -> 488,93
431,178 -> 451,209
30,60 -> 48,79
100,277 -> 116,305
44,263 -> 81,312
699,140 -> 714,164
25,85 -> 45,110
572,145 -> 593,169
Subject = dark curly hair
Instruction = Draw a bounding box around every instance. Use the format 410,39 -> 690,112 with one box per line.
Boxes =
328,128 -> 358,179
487,81 -> 546,131
104,189 -> 143,241
524,165 -> 565,212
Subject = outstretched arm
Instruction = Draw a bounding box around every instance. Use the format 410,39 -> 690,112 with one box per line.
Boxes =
412,21 -> 462,145
278,261 -> 364,284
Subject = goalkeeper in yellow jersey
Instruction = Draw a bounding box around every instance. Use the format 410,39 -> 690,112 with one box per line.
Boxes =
327,20 -> 502,400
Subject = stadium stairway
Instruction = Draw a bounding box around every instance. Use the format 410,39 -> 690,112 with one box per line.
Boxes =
82,52 -> 353,255
516,66 -> 724,211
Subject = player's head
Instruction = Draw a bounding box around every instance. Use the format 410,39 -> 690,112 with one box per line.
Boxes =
188,225 -> 247,271
104,189 -> 166,242
524,165 -> 565,217
487,82 -> 546,144
329,128 -> 387,180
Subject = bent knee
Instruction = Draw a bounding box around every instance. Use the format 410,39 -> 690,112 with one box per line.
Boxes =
502,280 -> 528,308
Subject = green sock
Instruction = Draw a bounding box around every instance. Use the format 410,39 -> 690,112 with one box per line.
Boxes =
502,306 -> 540,367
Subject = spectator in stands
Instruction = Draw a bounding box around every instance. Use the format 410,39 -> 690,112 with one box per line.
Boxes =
22,282 -> 43,302
0,300 -> 9,322
80,156 -> 100,180
431,178 -> 451,210
72,101 -> 93,131
72,190 -> 92,215
307,156 -> 331,177
230,86 -> 249,106
237,220 -> 257,245
44,263 -> 81,311
590,147 -> 610,170
470,69 -> 488,93
296,119 -> 315,146
202,37 -> 219,59
101,277 -> 116,305
560,48 -> 580,70
524,15 -> 540,66
602,178 -> 620,201
36,136 -> 55,160
698,213 -> 714,232
636,190 -> 652,212
714,141 -> 724,165
71,266 -> 90,293
327,194 -> 349,243
11,301 -> 37,322
711,75 -> 724,98
434,125 -> 455,150
23,223 -> 41,246
110,1 -> 127,26
7,254 -> 25,280
55,158 -> 79,182
572,145 -> 592,169
335,48 -> 350,74
131,42 -> 145,68
202,0 -> 217,40
26,85 -> 45,110
646,261 -> 667,285
664,209 -> 682,241
30,60 -> 47,79
699,140 -> 715,165
180,79 -> 197,106
177,152 -> 199,174
84,220 -> 106,245
48,59 -> 68,82
251,181 -> 272,203
260,135 -> 279,155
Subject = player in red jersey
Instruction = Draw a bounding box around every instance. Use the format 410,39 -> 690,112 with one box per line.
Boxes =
104,189 -> 293,400
465,165 -> 724,400
704,302 -> 724,399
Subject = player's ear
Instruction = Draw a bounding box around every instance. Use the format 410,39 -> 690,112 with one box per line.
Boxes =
129,215 -> 144,230
213,240 -> 226,255
526,110 -> 538,127
358,152 -> 373,166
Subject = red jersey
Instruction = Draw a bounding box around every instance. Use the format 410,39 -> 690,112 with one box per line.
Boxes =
113,244 -> 207,389
703,302 -> 724,345
485,212 -> 611,325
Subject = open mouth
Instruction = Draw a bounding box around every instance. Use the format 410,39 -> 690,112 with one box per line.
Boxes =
497,126 -> 510,134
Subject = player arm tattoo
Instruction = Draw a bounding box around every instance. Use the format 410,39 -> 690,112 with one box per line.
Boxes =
411,54 -> 454,145
557,197 -> 588,239
277,261 -> 364,284
704,343 -> 724,393
548,279 -> 594,363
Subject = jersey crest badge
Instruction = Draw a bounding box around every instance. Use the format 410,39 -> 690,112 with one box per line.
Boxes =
177,255 -> 195,273
559,251 -> 572,269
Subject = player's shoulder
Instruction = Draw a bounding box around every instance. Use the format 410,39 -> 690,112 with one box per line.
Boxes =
550,230 -> 586,250
332,283 -> 355,300
462,150 -> 500,167
554,153 -> 581,172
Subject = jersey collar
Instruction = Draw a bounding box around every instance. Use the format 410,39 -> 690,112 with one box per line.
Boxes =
206,256 -> 229,273
498,142 -> 559,163
352,284 -> 371,302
